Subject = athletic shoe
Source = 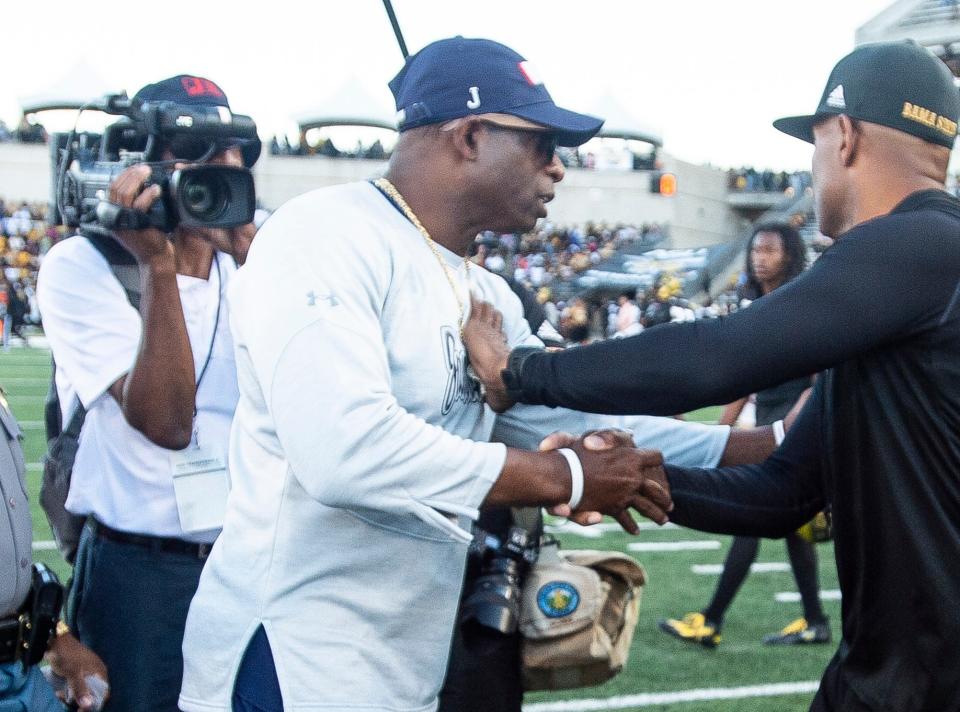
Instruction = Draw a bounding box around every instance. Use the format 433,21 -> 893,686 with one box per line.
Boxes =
657,612 -> 721,648
763,617 -> 831,645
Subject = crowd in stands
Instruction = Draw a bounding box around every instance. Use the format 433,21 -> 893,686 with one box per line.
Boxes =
0,199 -> 733,351
0,199 -> 64,344
466,222 -> 683,344
471,221 -> 666,293
269,134 -> 390,159
0,117 -> 48,144
728,168 -> 811,194
555,145 -> 658,171
0,182 -> 832,352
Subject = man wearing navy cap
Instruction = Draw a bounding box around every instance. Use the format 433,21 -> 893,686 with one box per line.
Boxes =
179,35 -> 797,712
168,36 -> 759,712
465,40 -> 960,710
38,74 -> 258,711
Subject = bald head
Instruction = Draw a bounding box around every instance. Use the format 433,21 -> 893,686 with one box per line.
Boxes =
857,120 -> 951,182
811,114 -> 953,237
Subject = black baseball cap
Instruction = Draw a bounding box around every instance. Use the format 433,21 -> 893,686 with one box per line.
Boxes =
389,37 -> 603,147
774,41 -> 960,148
133,75 -> 261,166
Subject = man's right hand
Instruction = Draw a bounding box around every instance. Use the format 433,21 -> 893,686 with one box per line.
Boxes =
543,429 -> 672,533
107,164 -> 175,265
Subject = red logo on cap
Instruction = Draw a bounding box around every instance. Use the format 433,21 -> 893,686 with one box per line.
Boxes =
180,77 -> 226,99
518,61 -> 543,87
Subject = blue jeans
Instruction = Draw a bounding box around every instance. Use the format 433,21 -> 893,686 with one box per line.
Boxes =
232,626 -> 283,712
67,522 -> 206,712
0,662 -> 63,712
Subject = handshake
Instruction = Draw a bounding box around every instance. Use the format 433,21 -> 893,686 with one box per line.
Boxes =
537,429 -> 671,535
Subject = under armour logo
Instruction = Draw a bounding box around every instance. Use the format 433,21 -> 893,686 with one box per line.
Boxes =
306,291 -> 340,307
466,87 -> 481,110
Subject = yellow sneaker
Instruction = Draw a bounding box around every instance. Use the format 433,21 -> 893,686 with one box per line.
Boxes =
763,617 -> 831,645
657,612 -> 721,648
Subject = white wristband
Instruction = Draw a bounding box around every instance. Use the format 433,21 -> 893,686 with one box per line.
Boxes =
772,419 -> 786,446
557,448 -> 584,510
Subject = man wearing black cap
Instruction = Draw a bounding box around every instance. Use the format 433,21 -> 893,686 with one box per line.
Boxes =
37,74 -> 259,711
465,41 -> 960,710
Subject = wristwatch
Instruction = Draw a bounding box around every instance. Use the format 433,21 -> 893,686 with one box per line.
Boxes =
55,620 -> 70,638
501,346 -> 541,402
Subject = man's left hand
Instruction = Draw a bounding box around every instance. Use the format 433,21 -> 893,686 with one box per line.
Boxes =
200,221 -> 256,266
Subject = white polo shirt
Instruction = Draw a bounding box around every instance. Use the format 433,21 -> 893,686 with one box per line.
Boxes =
36,236 -> 238,542
179,182 -> 730,711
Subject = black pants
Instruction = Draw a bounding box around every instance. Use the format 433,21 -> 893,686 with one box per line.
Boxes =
703,532 -> 826,627
809,655 -> 872,712
439,618 -> 523,712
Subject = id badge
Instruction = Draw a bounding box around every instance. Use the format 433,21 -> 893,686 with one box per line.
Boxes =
170,440 -> 229,534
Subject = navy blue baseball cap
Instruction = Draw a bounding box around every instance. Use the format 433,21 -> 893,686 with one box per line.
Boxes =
774,41 -> 959,149
133,75 -> 261,166
389,37 -> 604,147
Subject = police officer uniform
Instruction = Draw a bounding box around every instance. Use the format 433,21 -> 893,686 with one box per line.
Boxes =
0,390 -> 62,710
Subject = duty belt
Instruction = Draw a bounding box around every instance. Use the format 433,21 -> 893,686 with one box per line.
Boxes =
0,614 -> 22,664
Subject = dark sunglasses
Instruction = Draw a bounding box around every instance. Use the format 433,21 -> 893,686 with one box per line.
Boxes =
480,121 -> 560,166
163,136 -> 248,162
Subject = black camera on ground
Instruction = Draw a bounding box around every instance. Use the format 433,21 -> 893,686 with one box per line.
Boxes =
461,526 -> 538,635
51,93 -> 259,235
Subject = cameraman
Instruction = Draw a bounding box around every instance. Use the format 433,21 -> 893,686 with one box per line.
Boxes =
1,387 -> 108,710
36,75 -> 258,712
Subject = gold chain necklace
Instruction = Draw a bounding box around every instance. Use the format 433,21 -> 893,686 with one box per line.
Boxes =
374,177 -> 471,339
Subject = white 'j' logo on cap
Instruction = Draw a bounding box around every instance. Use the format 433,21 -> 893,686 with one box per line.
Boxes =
466,87 -> 481,109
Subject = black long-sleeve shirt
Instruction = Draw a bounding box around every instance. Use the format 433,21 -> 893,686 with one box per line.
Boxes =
514,190 -> 960,711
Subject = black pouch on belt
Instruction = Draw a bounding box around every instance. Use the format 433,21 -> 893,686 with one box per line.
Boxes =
18,562 -> 63,670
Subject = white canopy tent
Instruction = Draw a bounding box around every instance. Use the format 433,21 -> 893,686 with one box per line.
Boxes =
18,61 -> 116,114
292,80 -> 396,132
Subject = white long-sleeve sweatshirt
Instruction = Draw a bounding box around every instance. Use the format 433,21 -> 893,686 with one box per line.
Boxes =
179,182 -> 728,711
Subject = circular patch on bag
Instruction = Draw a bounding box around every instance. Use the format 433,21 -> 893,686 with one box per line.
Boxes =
537,581 -> 580,618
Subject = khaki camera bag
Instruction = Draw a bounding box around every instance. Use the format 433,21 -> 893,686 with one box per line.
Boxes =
520,543 -> 646,691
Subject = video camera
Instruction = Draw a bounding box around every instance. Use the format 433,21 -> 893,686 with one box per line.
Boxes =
50,93 -> 258,235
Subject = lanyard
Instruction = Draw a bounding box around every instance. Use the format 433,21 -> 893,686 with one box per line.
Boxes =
194,251 -> 222,402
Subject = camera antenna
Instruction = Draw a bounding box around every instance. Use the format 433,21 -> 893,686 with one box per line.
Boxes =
381,0 -> 409,59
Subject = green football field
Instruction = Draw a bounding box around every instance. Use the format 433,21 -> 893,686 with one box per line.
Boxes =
0,346 -> 838,711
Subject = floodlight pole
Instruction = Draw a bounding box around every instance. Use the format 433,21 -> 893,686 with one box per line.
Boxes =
382,0 -> 410,59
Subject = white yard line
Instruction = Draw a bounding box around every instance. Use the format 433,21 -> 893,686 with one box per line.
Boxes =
523,680 -> 820,711
692,562 -> 792,575
776,590 -> 841,602
628,540 -> 721,552
32,541 -> 58,551
544,521 -> 679,538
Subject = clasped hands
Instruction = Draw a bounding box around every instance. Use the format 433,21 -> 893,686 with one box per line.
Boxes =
542,428 -> 673,534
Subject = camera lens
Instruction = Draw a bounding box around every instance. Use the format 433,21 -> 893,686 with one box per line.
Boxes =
181,171 -> 229,222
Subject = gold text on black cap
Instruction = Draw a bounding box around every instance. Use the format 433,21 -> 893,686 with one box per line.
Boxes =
902,102 -> 958,139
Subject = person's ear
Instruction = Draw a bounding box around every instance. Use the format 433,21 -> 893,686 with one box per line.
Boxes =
837,114 -> 861,167
449,117 -> 484,161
